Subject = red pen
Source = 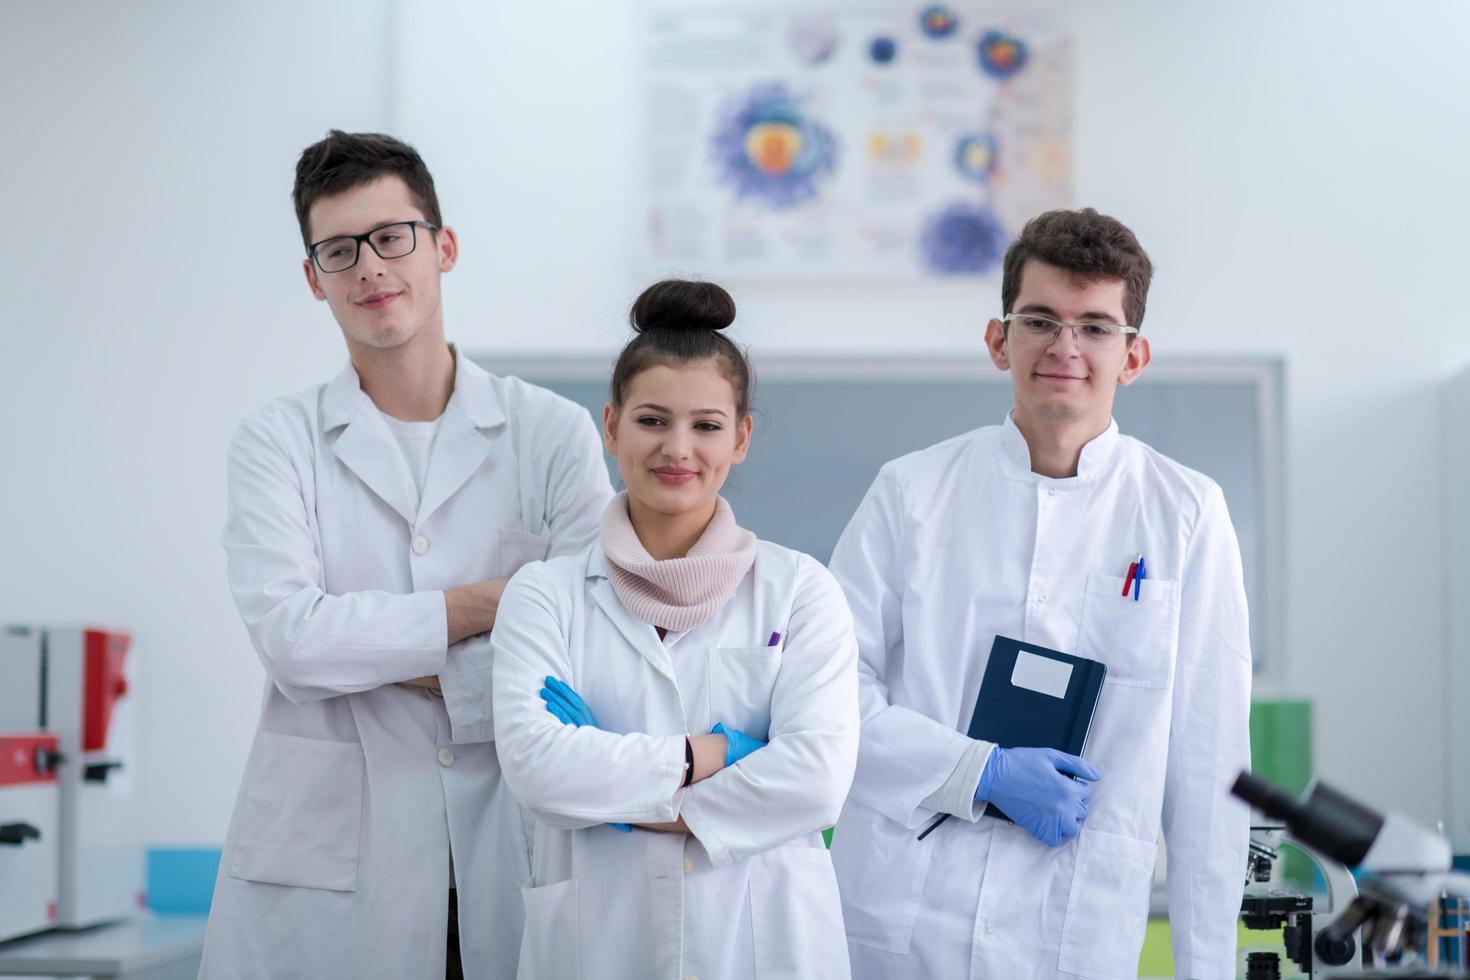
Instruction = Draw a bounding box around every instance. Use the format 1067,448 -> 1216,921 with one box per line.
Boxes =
1122,554 -> 1141,596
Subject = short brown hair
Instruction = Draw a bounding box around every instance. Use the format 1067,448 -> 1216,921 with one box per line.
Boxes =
1001,208 -> 1153,329
292,130 -> 442,249
611,280 -> 754,419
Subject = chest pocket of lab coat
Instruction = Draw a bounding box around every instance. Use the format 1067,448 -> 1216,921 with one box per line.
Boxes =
708,645 -> 781,739
497,528 -> 550,580
1075,573 -> 1178,689
229,731 -> 364,892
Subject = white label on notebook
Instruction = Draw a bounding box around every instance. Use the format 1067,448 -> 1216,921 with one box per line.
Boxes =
1012,651 -> 1073,699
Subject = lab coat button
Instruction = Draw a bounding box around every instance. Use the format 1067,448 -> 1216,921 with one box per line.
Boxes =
985,923 -> 996,936
1047,487 -> 1056,496
437,747 -> 454,767
1037,594 -> 1047,605
683,858 -> 693,874
412,535 -> 430,555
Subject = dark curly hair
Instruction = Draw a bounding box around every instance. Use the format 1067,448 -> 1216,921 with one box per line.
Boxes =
1001,208 -> 1153,331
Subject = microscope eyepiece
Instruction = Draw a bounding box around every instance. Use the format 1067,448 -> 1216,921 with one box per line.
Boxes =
1231,772 -> 1383,869
1232,772 -> 1304,823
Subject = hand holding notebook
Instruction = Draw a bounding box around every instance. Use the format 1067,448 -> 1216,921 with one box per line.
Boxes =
975,746 -> 1100,846
918,635 -> 1106,842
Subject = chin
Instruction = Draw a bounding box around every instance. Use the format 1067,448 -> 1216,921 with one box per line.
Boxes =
634,482 -> 709,516
1029,397 -> 1090,423
356,325 -> 416,351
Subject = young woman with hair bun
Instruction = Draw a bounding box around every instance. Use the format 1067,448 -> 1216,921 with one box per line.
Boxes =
491,279 -> 859,979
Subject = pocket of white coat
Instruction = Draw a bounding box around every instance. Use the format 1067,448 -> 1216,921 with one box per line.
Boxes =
831,799 -> 935,955
1075,573 -> 1178,688
708,646 -> 781,740
496,528 -> 550,580
750,845 -> 850,979
229,731 -> 364,892
517,878 -> 581,980
1057,829 -> 1158,979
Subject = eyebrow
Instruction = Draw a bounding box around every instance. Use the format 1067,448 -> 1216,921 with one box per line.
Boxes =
1016,303 -> 1122,324
633,402 -> 729,418
313,218 -> 419,245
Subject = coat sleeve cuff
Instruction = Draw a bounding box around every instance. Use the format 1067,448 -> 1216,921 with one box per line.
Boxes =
850,707 -> 976,828
920,739 -> 995,821
678,789 -> 731,867
439,614 -> 497,743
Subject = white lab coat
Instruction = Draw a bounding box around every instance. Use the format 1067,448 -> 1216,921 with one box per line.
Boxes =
199,350 -> 613,980
490,540 -> 860,980
828,415 -> 1251,980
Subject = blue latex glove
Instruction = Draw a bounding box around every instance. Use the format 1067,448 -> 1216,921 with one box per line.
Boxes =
540,675 -> 598,727
976,746 -> 1101,847
710,722 -> 765,767
540,676 -> 631,833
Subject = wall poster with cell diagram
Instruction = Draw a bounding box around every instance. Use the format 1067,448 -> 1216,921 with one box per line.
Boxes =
641,4 -> 1071,281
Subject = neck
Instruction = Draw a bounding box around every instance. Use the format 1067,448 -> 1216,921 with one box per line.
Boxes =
626,495 -> 717,560
350,327 -> 455,422
1010,404 -> 1111,479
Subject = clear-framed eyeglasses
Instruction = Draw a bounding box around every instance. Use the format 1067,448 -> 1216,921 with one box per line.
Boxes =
307,220 -> 440,274
1002,312 -> 1139,348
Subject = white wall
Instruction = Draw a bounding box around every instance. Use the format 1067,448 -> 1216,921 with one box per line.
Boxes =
3,0 -> 1468,846
0,0 -> 393,845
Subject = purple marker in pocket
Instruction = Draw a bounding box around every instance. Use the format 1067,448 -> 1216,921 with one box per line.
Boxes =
768,631 -> 781,647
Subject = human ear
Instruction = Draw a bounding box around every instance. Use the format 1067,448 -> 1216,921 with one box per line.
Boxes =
304,259 -> 327,301
1117,336 -> 1151,386
436,225 -> 459,272
984,318 -> 1009,371
731,413 -> 753,465
602,403 -> 619,455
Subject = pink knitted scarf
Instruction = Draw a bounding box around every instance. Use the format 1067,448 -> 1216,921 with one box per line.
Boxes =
600,492 -> 757,632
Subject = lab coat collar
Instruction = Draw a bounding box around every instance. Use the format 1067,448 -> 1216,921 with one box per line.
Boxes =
416,351 -> 508,524
443,347 -> 508,430
587,543 -> 612,582
999,411 -> 1121,482
586,545 -> 677,681
321,364 -> 416,524
320,348 -> 509,526
321,347 -> 507,432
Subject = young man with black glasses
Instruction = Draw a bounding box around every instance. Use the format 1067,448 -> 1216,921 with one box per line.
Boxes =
199,131 -> 612,980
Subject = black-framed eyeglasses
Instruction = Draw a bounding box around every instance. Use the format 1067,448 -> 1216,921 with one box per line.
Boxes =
307,220 -> 440,274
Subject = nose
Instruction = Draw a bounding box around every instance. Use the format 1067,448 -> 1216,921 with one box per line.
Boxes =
661,427 -> 692,462
1044,323 -> 1082,356
356,244 -> 389,281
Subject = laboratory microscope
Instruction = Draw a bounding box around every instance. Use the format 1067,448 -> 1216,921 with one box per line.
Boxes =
1233,772 -> 1470,979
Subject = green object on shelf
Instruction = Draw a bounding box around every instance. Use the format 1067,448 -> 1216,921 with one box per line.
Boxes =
1250,699 -> 1313,794
1249,699 -> 1314,888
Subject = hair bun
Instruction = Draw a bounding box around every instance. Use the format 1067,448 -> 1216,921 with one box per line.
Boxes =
629,279 -> 736,334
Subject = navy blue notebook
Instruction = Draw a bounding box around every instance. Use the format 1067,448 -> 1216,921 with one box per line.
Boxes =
919,635 -> 1105,839
969,635 -> 1106,821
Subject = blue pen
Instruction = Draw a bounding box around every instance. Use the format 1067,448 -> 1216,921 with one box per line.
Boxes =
1133,555 -> 1146,601
768,631 -> 781,647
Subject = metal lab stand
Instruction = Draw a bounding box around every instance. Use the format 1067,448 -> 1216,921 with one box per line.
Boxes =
0,917 -> 206,979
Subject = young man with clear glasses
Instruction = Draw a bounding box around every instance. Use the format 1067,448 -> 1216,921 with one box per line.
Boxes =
199,131 -> 613,980
829,208 -> 1251,980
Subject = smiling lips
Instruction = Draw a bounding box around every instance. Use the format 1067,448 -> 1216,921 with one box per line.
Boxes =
356,291 -> 400,310
652,467 -> 697,485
